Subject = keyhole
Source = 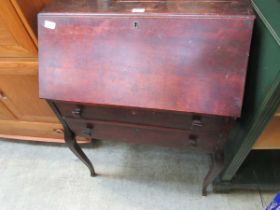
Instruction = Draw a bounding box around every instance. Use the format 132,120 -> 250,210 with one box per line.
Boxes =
133,21 -> 139,29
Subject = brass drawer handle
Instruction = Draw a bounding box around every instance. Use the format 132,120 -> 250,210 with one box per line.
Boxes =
192,120 -> 203,127
192,115 -> 204,127
189,134 -> 198,147
81,127 -> 93,137
81,124 -> 94,137
72,107 -> 82,118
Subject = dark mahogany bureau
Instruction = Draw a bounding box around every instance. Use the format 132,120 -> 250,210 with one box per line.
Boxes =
38,0 -> 254,195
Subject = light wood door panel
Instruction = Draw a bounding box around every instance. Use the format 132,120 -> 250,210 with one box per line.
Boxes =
0,0 -> 64,142
0,62 -> 58,122
11,0 -> 50,43
0,0 -> 37,57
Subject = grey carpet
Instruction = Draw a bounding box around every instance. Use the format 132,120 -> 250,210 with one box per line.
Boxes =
0,139 -> 275,210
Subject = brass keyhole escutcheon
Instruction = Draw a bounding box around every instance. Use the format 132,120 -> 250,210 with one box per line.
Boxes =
133,21 -> 139,29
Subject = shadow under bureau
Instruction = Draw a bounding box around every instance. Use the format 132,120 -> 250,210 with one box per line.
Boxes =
38,0 -> 254,195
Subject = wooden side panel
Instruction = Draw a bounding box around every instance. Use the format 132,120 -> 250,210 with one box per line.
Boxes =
12,0 -> 50,31
0,0 -> 64,142
253,117 -> 280,149
0,61 -> 58,122
39,16 -> 254,117
0,0 -> 37,57
11,0 -> 50,46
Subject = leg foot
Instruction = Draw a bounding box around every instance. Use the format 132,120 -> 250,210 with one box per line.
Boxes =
202,151 -> 224,196
64,125 -> 96,176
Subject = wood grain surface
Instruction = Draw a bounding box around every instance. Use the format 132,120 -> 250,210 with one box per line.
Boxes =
39,15 -> 254,117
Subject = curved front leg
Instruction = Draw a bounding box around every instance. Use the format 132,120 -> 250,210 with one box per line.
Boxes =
202,151 -> 224,196
47,101 -> 96,176
64,125 -> 96,176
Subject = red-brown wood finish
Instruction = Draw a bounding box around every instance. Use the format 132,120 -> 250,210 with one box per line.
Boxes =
65,117 -> 230,153
56,101 -> 232,153
40,0 -> 253,16
55,101 -> 230,131
38,0 -> 254,117
38,0 -> 255,195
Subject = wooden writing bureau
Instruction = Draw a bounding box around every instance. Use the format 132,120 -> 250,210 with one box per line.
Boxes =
38,0 -> 254,195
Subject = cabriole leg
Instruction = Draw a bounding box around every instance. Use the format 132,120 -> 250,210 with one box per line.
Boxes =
64,124 -> 96,176
47,101 -> 96,176
202,151 -> 224,196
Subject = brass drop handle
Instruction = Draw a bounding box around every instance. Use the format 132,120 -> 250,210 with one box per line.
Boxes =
82,128 -> 92,137
192,119 -> 203,127
81,124 -> 94,137
191,115 -> 204,127
0,91 -> 7,100
72,107 -> 82,118
189,134 -> 198,147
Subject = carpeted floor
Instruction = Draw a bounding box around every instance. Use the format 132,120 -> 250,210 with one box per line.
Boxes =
0,139 -> 276,210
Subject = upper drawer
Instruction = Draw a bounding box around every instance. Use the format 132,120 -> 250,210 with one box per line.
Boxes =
38,14 -> 254,117
55,101 -> 231,132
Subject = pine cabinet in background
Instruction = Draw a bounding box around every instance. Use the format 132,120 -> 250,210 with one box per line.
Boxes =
0,0 -> 91,143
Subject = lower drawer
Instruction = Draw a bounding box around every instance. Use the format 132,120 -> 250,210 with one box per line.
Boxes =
65,118 -> 228,153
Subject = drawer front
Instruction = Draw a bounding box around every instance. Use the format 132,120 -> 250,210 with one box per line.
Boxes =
56,102 -> 231,131
39,16 -> 254,117
65,118 -> 229,153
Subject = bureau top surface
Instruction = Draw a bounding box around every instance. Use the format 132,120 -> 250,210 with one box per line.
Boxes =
40,0 -> 254,17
